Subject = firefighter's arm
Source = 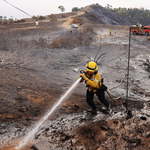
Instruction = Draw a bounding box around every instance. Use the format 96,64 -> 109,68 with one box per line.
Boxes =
80,74 -> 88,81
86,73 -> 102,89
86,80 -> 100,89
79,70 -> 88,82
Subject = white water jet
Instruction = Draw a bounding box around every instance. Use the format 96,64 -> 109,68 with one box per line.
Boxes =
16,77 -> 81,149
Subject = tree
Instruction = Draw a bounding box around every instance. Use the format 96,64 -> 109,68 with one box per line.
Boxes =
4,16 -> 7,20
72,7 -> 79,12
58,6 -> 65,12
0,16 -> 2,20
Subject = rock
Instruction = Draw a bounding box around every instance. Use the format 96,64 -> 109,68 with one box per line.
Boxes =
73,68 -> 79,72
18,107 -> 26,112
127,109 -> 132,115
147,133 -> 150,138
101,124 -> 109,131
140,116 -> 147,120
31,140 -> 51,150
45,128 -> 49,131
66,77 -> 71,80
113,119 -> 119,124
122,135 -> 141,145
74,104 -> 79,108
146,92 -> 150,97
133,91 -> 137,94
17,86 -> 22,91
35,134 -> 41,139
138,89 -> 145,94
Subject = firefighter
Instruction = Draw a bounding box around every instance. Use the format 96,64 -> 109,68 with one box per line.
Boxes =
109,30 -> 111,35
80,61 -> 110,114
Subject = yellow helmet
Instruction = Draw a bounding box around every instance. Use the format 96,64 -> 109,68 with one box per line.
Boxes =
86,61 -> 98,72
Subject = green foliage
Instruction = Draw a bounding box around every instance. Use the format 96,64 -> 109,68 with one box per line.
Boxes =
58,6 -> 65,12
110,7 -> 150,25
72,7 -> 79,12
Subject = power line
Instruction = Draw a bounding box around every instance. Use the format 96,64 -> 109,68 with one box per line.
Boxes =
3,0 -> 32,17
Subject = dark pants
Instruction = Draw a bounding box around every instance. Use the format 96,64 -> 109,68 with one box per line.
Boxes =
86,89 -> 109,110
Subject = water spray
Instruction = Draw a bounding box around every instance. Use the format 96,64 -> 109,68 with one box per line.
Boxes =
16,77 -> 81,149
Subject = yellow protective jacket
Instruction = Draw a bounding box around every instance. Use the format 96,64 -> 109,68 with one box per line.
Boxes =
80,71 -> 102,93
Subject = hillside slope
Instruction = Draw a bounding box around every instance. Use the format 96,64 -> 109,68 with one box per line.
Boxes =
82,4 -> 132,25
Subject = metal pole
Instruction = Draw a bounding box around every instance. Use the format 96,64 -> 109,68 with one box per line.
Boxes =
126,27 -> 131,112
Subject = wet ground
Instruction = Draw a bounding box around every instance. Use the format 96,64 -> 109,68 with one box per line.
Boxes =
0,19 -> 150,150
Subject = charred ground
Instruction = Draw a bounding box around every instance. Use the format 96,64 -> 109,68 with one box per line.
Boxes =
0,11 -> 150,150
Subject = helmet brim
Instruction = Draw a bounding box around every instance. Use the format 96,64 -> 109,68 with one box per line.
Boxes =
86,64 -> 98,72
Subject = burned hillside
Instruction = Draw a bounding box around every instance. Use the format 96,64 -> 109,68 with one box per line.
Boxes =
79,4 -> 150,26
82,4 -> 131,25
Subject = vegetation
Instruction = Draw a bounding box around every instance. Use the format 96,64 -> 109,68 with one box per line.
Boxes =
32,16 -> 38,19
9,20 -> 14,24
58,6 -> 65,12
72,7 -> 80,12
2,21 -> 8,24
48,14 -> 57,19
72,7 -> 83,12
50,18 -> 57,22
107,6 -> 150,25
51,26 -> 95,49
61,14 -> 66,18
72,17 -> 84,25
39,16 -> 46,20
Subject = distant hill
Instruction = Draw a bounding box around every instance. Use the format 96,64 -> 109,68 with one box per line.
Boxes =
80,4 -> 150,26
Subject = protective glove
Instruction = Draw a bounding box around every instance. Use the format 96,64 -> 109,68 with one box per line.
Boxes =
101,84 -> 107,91
80,73 -> 88,81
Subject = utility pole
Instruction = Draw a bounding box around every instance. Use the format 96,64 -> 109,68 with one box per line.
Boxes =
126,27 -> 131,112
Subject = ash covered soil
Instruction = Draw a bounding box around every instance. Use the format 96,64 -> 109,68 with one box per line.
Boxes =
0,17 -> 150,150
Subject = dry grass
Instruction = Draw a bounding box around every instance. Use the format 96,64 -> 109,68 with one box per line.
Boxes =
51,26 -> 95,49
39,16 -> 46,20
0,26 -> 49,51
72,17 -> 84,25
50,18 -> 58,22
48,14 -> 57,18
0,23 -> 94,51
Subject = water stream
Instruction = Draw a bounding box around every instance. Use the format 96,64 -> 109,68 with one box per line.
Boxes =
16,77 -> 81,149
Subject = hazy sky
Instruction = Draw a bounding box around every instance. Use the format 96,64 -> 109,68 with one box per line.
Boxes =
1,0 -> 150,19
